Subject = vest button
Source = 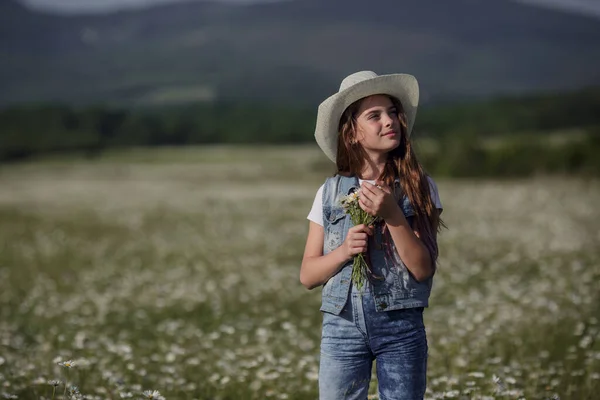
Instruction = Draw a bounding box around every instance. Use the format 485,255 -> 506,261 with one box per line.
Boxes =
379,302 -> 388,309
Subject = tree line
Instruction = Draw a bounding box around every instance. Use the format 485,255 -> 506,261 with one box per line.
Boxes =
1,87 -> 599,176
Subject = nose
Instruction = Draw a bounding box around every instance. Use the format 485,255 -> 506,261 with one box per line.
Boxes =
382,112 -> 394,127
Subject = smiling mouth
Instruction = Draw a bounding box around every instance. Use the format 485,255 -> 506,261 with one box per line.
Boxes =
383,131 -> 397,136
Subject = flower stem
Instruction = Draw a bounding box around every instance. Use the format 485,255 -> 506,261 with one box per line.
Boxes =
63,370 -> 69,398
352,253 -> 368,292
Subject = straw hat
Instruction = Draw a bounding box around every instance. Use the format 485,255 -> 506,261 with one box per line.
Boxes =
314,70 -> 419,163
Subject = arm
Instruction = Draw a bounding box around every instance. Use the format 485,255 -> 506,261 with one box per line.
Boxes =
359,182 -> 437,282
300,222 -> 373,290
384,209 -> 437,282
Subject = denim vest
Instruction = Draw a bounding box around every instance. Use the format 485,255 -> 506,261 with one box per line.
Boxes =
320,175 -> 433,315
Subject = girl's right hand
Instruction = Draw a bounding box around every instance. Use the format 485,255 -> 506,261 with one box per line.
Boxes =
342,224 -> 373,260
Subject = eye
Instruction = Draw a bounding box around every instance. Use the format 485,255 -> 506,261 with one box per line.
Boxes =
389,109 -> 398,116
367,113 -> 379,120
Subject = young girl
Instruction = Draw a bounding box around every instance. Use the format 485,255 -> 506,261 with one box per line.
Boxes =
300,71 -> 444,400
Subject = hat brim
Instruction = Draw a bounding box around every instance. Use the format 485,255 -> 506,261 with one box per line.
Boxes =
314,73 -> 419,163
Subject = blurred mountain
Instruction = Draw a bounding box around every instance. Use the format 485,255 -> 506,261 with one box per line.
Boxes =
2,0 -> 600,107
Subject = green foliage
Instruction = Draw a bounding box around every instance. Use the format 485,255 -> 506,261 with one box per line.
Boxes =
1,87 -> 600,177
415,87 -> 600,136
420,128 -> 600,178
0,102 -> 316,161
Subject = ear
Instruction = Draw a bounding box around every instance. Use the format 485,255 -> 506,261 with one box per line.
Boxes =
354,124 -> 366,142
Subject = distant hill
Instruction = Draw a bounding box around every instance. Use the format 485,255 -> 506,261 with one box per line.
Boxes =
2,0 -> 600,107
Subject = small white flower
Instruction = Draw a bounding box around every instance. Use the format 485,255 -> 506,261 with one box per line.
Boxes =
467,371 -> 485,378
493,374 -> 506,392
579,335 -> 593,348
57,360 -> 76,368
340,191 -> 360,207
220,376 -> 230,385
48,380 -> 61,387
443,390 -> 459,398
68,385 -> 81,395
32,377 -> 46,385
142,390 -> 165,400
305,371 -> 318,381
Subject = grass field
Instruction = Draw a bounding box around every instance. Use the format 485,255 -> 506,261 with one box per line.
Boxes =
0,145 -> 599,400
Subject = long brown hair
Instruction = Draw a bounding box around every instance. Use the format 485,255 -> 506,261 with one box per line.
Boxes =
335,95 -> 445,267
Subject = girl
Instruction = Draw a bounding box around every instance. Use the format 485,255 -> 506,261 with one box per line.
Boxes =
300,71 -> 444,400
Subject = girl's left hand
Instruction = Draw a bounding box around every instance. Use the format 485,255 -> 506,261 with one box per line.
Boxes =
358,181 -> 401,221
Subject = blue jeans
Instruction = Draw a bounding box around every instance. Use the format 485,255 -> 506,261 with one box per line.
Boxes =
318,287 -> 428,400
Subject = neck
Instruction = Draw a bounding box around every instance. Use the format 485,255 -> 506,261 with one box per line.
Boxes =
360,152 -> 387,180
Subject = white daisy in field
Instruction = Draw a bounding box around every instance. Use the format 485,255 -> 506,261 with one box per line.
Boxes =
68,385 -> 81,398
492,374 -> 506,392
57,360 -> 76,368
442,390 -> 459,398
48,380 -> 61,387
505,376 -> 517,385
467,371 -> 485,378
142,390 -> 165,400
32,377 -> 46,385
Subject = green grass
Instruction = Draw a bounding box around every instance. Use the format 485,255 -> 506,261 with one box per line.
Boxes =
0,146 -> 599,399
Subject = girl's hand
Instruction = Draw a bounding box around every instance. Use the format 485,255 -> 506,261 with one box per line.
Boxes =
359,181 -> 401,221
342,224 -> 373,259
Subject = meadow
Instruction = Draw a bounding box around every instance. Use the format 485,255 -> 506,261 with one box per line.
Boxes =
0,145 -> 598,400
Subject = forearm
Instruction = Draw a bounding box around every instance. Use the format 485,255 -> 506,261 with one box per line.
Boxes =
385,210 -> 433,282
300,246 -> 350,290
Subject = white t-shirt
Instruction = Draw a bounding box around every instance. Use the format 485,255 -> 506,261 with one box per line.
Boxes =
307,176 -> 443,226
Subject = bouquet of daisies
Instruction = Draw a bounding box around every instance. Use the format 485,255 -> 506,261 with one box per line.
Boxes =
340,189 -> 383,291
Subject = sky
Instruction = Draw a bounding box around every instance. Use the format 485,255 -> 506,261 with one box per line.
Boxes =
19,0 -> 600,18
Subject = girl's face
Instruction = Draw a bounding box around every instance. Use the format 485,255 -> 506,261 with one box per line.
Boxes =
353,94 -> 401,159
